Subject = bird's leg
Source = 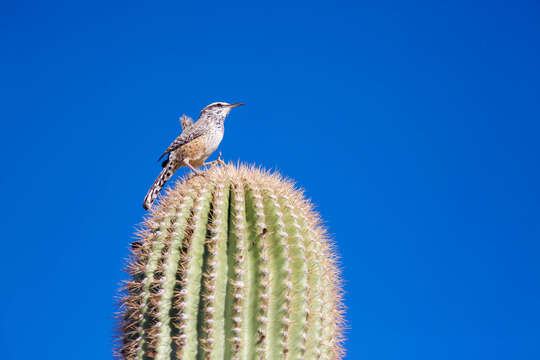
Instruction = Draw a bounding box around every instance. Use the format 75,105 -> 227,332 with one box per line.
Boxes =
203,151 -> 225,167
184,159 -> 203,176
217,151 -> 225,166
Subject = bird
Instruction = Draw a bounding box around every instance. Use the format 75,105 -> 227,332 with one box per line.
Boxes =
143,101 -> 244,210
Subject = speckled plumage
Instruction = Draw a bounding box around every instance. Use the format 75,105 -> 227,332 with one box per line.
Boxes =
143,101 -> 243,210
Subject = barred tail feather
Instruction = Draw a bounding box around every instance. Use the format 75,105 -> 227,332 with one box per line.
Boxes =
143,163 -> 176,210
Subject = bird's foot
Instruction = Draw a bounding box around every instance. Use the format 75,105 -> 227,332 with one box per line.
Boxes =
185,162 -> 204,177
203,152 -> 226,167
217,151 -> 226,166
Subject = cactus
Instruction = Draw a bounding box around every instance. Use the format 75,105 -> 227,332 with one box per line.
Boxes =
117,164 -> 345,359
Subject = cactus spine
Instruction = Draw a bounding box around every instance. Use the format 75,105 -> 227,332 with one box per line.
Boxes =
118,164 -> 344,359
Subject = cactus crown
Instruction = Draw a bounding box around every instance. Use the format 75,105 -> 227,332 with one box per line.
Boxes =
117,163 -> 345,359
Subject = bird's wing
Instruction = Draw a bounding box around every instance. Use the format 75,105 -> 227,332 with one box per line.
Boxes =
179,114 -> 194,130
157,124 -> 206,161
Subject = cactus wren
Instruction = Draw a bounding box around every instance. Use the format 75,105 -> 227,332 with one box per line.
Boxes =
143,101 -> 244,210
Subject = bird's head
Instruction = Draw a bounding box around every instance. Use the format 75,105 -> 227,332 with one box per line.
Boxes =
200,101 -> 244,119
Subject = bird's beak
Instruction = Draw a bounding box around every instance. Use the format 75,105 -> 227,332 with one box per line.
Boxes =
229,102 -> 244,108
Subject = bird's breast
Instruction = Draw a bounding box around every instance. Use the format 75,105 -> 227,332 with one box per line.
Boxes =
204,128 -> 224,154
178,128 -> 223,166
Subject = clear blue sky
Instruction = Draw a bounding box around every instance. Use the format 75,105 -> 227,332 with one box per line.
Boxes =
1,1 -> 539,359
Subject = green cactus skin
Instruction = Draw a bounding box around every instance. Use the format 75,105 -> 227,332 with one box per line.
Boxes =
117,164 -> 344,359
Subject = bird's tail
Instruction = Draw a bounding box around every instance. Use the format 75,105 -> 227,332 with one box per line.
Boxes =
143,162 -> 176,210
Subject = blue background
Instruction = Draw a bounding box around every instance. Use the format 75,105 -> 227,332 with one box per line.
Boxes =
1,1 -> 539,359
